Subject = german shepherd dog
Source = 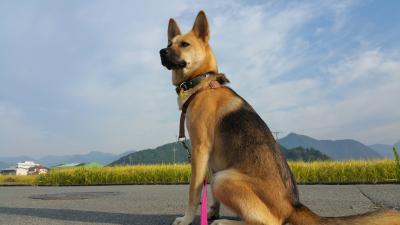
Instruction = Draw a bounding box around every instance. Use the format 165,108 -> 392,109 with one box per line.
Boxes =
160,11 -> 400,225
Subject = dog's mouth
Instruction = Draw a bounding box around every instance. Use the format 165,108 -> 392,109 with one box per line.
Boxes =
161,57 -> 187,70
160,48 -> 187,70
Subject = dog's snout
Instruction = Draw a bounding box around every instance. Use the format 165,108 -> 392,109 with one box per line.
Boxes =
159,47 -> 186,70
160,48 -> 169,56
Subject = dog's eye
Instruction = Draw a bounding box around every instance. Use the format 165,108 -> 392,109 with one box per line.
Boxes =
167,42 -> 172,47
180,41 -> 190,48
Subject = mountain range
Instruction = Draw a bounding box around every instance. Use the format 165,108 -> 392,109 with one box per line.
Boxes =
0,150 -> 134,168
278,133 -> 387,160
0,161 -> 13,170
368,144 -> 397,159
109,141 -> 330,166
110,141 -> 191,165
38,151 -> 119,167
1,133 -> 398,169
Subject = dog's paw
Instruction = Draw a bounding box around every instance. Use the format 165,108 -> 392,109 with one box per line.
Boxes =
207,208 -> 220,220
210,219 -> 234,225
171,216 -> 192,225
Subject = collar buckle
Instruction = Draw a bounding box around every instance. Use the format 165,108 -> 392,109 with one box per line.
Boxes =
179,82 -> 188,91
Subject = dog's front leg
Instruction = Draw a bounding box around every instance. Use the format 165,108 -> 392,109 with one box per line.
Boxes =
172,144 -> 210,225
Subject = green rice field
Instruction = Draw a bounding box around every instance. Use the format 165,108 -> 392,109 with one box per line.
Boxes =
0,160 -> 398,186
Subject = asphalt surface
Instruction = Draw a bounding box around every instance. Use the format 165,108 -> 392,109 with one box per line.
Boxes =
0,185 -> 399,225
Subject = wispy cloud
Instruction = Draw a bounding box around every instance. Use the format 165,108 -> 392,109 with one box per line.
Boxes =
266,49 -> 400,144
330,49 -> 400,84
0,0 -> 399,157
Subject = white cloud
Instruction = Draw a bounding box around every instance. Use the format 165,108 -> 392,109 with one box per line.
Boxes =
66,1 -> 329,153
1,0 -> 399,157
329,49 -> 400,84
261,49 -> 400,144
329,0 -> 358,32
210,1 -> 316,84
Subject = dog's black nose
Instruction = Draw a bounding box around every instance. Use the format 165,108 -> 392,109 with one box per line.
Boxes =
159,48 -> 169,56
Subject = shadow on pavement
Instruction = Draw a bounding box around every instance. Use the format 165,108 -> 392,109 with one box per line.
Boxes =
0,206 -> 238,225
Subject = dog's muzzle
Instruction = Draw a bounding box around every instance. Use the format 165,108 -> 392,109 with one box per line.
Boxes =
160,48 -> 187,70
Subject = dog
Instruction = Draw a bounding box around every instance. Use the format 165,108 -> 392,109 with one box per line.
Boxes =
160,10 -> 400,225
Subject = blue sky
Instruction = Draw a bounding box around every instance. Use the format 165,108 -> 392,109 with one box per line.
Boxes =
1,0 -> 399,157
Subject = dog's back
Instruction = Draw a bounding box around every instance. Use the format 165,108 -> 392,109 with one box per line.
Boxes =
215,88 -> 300,203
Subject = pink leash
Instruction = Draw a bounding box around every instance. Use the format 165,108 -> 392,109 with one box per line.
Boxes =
201,178 -> 208,225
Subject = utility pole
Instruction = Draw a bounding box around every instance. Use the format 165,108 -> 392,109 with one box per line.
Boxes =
173,135 -> 178,165
272,131 -> 283,141
173,146 -> 176,165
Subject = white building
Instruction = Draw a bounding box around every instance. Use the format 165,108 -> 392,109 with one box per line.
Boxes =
16,161 -> 40,175
28,165 -> 49,175
16,167 -> 29,175
0,167 -> 16,176
17,161 -> 39,169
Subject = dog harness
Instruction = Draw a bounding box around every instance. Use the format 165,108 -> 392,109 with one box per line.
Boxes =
176,72 -> 229,225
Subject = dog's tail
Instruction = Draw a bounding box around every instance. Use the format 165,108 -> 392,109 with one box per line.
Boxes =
287,203 -> 400,225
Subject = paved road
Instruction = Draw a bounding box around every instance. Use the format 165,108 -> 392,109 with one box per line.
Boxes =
0,185 -> 399,225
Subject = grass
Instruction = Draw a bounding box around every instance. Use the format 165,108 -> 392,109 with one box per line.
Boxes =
36,159 -> 398,186
393,146 -> 400,180
37,164 -> 192,186
1,160 -> 398,186
290,159 -> 397,184
0,175 -> 37,185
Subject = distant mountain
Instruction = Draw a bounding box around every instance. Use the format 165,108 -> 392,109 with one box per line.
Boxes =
0,156 -> 35,169
0,151 -> 129,168
118,150 -> 136,157
110,142 -> 189,165
0,155 -> 35,164
37,151 -> 119,167
281,146 -> 330,162
109,141 -> 329,166
279,133 -> 382,160
0,161 -> 13,170
4,132 -> 390,167
369,144 -> 394,159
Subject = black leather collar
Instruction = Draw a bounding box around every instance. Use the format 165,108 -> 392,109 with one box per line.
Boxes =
175,72 -> 213,94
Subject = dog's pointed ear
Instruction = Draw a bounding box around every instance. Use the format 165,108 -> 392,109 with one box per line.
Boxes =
192,10 -> 209,42
168,18 -> 181,41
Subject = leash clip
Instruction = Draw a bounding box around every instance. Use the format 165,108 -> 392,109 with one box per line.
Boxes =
177,136 -> 191,163
178,136 -> 186,143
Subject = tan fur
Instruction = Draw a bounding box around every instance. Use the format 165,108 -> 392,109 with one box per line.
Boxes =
168,12 -> 218,86
164,11 -> 400,225
212,169 -> 283,225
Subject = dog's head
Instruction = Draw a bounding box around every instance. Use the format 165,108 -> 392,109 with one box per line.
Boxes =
160,11 -> 218,86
